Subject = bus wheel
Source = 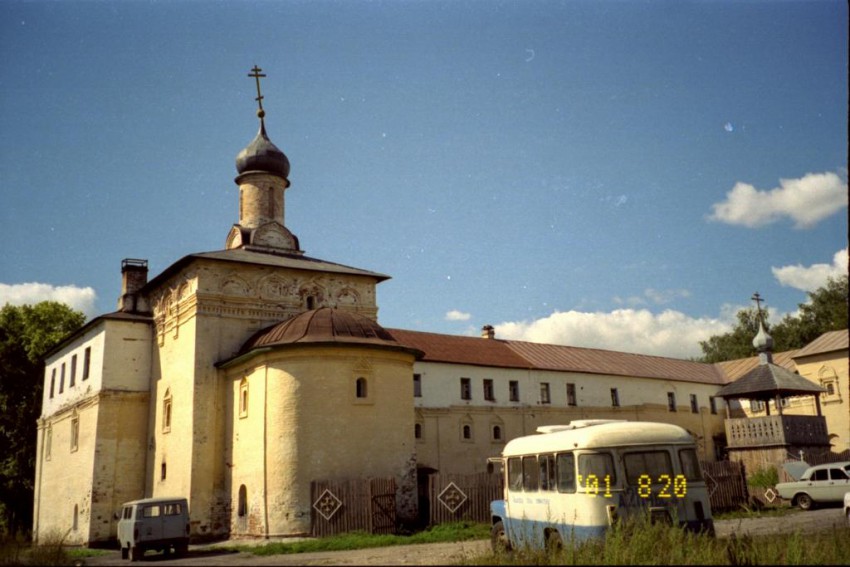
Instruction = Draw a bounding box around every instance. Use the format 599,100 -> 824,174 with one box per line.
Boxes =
545,529 -> 563,553
491,521 -> 511,553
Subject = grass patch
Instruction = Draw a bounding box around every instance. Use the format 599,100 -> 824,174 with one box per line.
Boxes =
467,517 -> 850,565
231,521 -> 489,556
713,505 -> 797,521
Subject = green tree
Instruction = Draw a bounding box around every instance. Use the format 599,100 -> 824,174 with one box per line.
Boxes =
698,274 -> 849,363
0,301 -> 85,537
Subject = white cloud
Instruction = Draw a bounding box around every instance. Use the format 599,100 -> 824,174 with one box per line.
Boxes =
613,288 -> 690,307
708,171 -> 848,229
0,282 -> 98,318
772,248 -> 849,292
445,309 -> 472,322
494,308 -> 732,359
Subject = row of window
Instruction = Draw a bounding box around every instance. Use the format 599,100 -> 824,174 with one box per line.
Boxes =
505,447 -> 702,493
48,347 -> 92,399
442,375 -> 718,414
414,419 -> 505,443
43,417 -> 79,460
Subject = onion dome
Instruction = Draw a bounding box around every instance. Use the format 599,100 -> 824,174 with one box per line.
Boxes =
235,118 -> 290,179
238,308 -> 423,357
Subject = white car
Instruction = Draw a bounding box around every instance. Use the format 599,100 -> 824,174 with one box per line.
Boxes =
774,462 -> 850,510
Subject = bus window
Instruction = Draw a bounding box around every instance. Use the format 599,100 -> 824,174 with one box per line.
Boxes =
522,456 -> 539,491
578,452 -> 616,484
508,457 -> 523,492
624,451 -> 673,485
539,454 -> 556,491
556,453 -> 576,493
678,448 -> 703,481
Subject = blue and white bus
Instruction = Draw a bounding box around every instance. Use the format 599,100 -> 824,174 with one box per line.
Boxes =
489,420 -> 714,551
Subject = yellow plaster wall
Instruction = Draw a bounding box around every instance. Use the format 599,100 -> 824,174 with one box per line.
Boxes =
793,349 -> 849,453
225,346 -> 416,536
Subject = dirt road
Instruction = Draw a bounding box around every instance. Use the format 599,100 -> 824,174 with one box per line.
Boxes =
80,507 -> 848,566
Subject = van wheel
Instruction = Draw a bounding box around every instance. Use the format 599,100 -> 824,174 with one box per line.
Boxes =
130,545 -> 143,562
491,521 -> 511,553
176,542 -> 189,556
796,494 -> 814,511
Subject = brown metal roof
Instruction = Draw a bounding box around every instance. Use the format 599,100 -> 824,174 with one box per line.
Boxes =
793,329 -> 849,358
714,350 -> 799,383
387,329 -> 726,384
505,340 -> 727,384
386,329 -> 532,369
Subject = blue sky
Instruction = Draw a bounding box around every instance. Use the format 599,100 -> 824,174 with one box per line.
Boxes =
1,0 -> 847,359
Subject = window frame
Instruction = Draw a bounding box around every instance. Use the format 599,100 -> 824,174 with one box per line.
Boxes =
460,377 -> 472,401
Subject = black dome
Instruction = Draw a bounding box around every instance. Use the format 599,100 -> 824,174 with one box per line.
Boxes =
235,121 -> 290,178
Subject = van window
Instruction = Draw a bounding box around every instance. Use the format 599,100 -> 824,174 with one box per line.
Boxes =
578,452 -> 616,485
556,453 -> 576,493
539,454 -> 556,491
624,451 -> 673,485
163,503 -> 183,516
143,505 -> 161,518
522,456 -> 539,491
679,448 -> 703,481
123,507 -> 132,520
507,457 -> 523,492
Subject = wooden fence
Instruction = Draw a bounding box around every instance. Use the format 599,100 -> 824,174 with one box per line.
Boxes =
428,472 -> 504,525
700,460 -> 749,512
310,477 -> 397,537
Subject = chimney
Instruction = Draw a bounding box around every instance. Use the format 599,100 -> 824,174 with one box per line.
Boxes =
481,325 -> 495,339
118,259 -> 149,313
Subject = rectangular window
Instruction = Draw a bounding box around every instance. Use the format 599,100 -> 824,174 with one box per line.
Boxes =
690,394 -> 698,413
507,457 -> 523,492
509,381 -> 519,402
70,417 -> 79,452
749,399 -> 765,413
578,452 -> 616,485
60,364 -> 65,394
556,453 -> 576,493
538,454 -> 556,491
460,378 -> 471,400
50,369 -> 56,398
679,448 -> 704,481
522,456 -> 539,491
483,379 -> 494,401
143,505 -> 161,518
709,396 -> 718,415
45,427 -> 52,460
667,392 -> 677,412
566,383 -> 577,406
70,355 -> 77,387
413,374 -> 422,398
610,388 -> 620,407
624,451 -> 673,486
82,347 -> 91,380
540,382 -> 551,404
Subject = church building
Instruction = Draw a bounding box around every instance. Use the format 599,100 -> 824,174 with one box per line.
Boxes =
32,69 -> 847,546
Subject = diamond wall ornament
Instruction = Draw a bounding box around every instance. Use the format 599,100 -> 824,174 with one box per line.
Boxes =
438,481 -> 468,513
763,488 -> 777,503
313,489 -> 343,521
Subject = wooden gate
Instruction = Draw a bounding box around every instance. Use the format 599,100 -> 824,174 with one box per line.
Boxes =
310,477 -> 397,537
701,460 -> 749,512
428,472 -> 503,525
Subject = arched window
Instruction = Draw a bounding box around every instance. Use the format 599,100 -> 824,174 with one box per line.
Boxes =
414,423 -> 422,439
355,377 -> 368,399
162,388 -> 173,433
462,424 -> 472,440
492,425 -> 502,441
161,460 -> 167,481
238,485 -> 247,517
239,378 -> 249,418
